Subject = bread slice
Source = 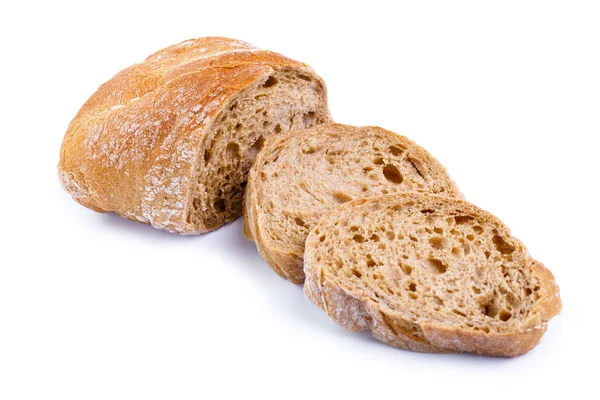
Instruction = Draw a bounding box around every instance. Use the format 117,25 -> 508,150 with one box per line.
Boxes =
303,193 -> 562,356
243,124 -> 462,283
58,37 -> 331,234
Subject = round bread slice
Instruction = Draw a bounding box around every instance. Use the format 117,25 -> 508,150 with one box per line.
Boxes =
243,124 -> 462,283
58,37 -> 331,234
303,193 -> 562,356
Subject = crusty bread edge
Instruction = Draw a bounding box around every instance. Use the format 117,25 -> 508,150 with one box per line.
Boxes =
243,132 -> 309,283
243,163 -> 306,283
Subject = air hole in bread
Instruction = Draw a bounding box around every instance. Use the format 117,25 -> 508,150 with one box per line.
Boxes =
408,282 -> 417,292
386,231 -> 395,240
429,236 -> 447,249
388,145 -> 406,156
351,269 -> 362,278
370,234 -> 380,242
425,258 -> 447,274
473,225 -> 484,234
421,209 -> 435,214
481,301 -> 499,318
366,259 -> 376,268
466,234 -> 475,241
226,142 -> 240,159
261,75 -> 279,88
451,247 -> 462,257
214,198 -> 226,212
204,149 -> 212,164
499,310 -> 512,322
454,215 -> 475,224
382,164 -> 404,184
319,235 -> 326,242
297,74 -> 312,82
472,286 -> 481,294
452,309 -> 467,317
373,157 -> 384,165
274,124 -> 282,134
303,146 -> 317,154
363,166 -> 373,173
407,157 -> 425,179
492,235 -> 515,255
402,264 -> 413,275
294,217 -> 305,226
303,112 -> 316,126
332,191 -> 352,204
353,234 -> 365,243
433,227 -> 443,234
250,136 -> 265,157
350,226 -> 358,232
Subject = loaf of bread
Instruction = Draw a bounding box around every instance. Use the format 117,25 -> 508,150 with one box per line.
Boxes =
303,193 -> 562,356
244,124 -> 462,283
58,37 -> 331,234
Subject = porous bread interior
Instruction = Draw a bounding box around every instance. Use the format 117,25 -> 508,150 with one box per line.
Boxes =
310,195 -> 543,339
255,126 -> 457,259
191,70 -> 328,230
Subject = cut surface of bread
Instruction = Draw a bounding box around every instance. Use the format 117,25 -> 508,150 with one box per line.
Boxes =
244,124 -> 462,283
303,193 -> 562,356
58,37 -> 331,234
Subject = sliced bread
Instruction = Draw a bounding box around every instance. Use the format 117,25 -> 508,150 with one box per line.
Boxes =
303,193 -> 562,356
243,124 -> 462,283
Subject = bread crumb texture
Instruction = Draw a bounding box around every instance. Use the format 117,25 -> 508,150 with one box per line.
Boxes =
244,124 -> 462,283
303,193 -> 561,356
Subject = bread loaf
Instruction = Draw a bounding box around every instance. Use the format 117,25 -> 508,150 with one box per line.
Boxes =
243,124 -> 462,283
58,37 -> 331,234
303,193 -> 562,356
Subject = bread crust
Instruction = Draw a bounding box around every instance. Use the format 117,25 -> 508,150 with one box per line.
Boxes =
303,193 -> 562,356
244,124 -> 462,284
58,37 -> 328,234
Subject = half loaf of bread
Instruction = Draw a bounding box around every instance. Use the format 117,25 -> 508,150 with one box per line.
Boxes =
244,124 -> 462,283
58,37 -> 331,234
303,193 -> 562,356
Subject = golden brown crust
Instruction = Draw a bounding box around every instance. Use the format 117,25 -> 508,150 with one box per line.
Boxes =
59,37 -> 327,233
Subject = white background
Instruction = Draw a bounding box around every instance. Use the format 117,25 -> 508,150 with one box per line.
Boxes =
1,1 -> 598,398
